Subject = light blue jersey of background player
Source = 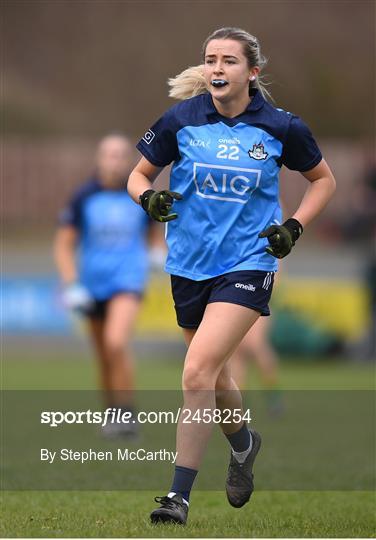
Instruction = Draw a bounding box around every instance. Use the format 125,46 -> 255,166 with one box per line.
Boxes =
59,177 -> 150,300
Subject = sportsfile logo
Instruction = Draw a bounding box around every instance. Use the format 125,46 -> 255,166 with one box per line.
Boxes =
193,163 -> 261,204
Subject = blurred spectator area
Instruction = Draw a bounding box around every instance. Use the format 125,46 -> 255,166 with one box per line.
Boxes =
2,1 -> 374,233
3,139 -> 174,225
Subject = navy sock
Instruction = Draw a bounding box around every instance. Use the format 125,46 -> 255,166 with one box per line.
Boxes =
225,422 -> 251,452
170,465 -> 198,502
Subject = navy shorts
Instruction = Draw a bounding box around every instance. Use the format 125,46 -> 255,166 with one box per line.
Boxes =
85,291 -> 143,320
171,270 -> 275,329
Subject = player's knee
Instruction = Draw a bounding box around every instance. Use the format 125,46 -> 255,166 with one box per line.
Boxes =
103,337 -> 125,359
182,364 -> 215,391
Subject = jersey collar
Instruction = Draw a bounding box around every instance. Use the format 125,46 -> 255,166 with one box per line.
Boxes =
204,88 -> 265,117
91,174 -> 124,192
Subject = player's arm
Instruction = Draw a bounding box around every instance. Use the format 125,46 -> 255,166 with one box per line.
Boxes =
292,158 -> 336,227
53,225 -> 78,284
259,159 -> 336,258
128,156 -> 182,222
147,222 -> 167,271
127,156 -> 162,202
53,225 -> 93,312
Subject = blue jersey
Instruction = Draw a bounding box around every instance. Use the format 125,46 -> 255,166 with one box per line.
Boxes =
136,90 -> 322,280
59,178 -> 150,299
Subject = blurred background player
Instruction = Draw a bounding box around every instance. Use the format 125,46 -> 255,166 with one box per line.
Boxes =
231,305 -> 282,414
231,265 -> 283,415
54,133 -> 164,436
340,155 -> 376,359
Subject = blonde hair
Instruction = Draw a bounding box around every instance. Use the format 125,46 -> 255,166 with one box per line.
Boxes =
168,27 -> 272,102
168,65 -> 207,100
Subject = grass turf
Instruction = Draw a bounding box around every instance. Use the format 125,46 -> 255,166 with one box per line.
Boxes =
1,342 -> 375,537
1,491 -> 374,538
2,343 -> 374,390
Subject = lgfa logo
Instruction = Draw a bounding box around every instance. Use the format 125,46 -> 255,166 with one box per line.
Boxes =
248,142 -> 268,160
190,138 -> 210,148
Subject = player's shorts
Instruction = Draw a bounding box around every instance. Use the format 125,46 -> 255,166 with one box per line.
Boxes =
171,270 -> 275,329
85,291 -> 143,320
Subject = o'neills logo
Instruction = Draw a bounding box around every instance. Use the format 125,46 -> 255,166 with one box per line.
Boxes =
235,283 -> 256,291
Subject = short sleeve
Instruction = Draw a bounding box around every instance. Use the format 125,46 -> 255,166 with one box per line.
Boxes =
58,179 -> 101,228
136,109 -> 179,167
282,115 -> 322,172
58,192 -> 82,228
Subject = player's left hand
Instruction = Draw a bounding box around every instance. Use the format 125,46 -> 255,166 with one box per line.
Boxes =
149,246 -> 167,272
140,189 -> 183,222
62,282 -> 94,314
259,218 -> 303,259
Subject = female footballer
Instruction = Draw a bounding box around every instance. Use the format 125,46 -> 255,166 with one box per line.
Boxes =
128,27 -> 336,524
54,133 -> 163,437
169,63 -> 284,409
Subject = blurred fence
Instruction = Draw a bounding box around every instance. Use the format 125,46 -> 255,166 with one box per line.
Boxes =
2,138 -> 369,228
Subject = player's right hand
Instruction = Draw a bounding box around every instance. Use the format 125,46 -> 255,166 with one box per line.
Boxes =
258,218 -> 303,259
62,283 -> 94,314
139,189 -> 183,222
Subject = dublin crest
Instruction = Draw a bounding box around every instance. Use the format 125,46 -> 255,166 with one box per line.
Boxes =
248,143 -> 268,160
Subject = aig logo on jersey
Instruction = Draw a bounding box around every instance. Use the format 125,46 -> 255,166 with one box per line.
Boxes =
248,142 -> 268,160
193,163 -> 261,204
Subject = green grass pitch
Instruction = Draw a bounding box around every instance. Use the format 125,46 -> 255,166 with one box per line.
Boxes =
1,342 -> 375,537
2,490 -> 374,538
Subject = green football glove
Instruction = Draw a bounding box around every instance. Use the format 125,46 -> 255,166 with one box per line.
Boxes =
258,218 -> 303,259
139,189 -> 183,222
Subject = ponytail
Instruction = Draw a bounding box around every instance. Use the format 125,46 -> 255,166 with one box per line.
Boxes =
168,65 -> 207,100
